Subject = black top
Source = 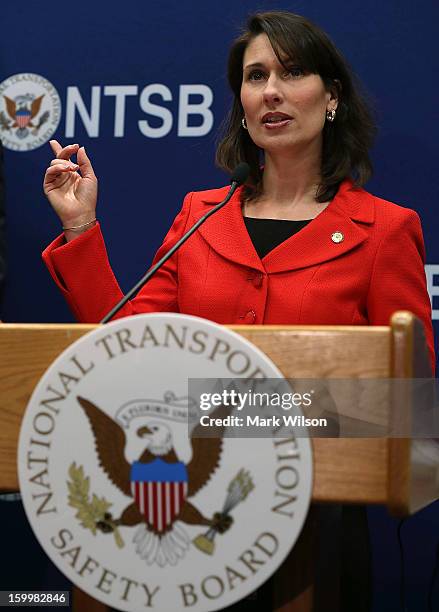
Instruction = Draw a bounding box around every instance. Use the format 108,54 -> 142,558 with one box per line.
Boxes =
243,216 -> 312,259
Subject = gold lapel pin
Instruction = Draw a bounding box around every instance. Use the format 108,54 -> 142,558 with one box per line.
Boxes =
331,231 -> 344,244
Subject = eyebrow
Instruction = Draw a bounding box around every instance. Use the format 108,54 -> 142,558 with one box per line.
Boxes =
243,58 -> 296,71
243,62 -> 265,71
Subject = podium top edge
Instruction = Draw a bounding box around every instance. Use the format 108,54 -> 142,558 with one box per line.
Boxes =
229,325 -> 389,333
0,323 -> 390,333
0,323 -> 98,330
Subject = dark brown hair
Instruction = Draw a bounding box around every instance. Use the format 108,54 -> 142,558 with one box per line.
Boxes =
216,11 -> 377,203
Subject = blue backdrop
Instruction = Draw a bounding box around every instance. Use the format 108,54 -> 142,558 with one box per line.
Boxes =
1,1 -> 438,610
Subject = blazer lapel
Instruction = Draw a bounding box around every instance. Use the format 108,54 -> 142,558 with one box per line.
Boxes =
195,180 -> 375,273
195,187 -> 265,272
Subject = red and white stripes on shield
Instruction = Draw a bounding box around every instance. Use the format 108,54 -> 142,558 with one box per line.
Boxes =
131,480 -> 188,533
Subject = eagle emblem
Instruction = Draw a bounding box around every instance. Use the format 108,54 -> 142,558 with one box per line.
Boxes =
69,395 -> 254,567
1,93 -> 49,138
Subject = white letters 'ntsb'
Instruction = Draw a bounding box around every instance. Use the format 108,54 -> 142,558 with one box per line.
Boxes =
65,84 -> 214,139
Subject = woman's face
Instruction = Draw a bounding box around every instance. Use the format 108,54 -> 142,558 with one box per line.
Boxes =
240,33 -> 337,156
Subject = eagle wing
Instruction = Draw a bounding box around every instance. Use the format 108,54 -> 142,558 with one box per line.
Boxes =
186,403 -> 231,497
30,95 -> 44,118
4,96 -> 16,120
77,396 -> 132,497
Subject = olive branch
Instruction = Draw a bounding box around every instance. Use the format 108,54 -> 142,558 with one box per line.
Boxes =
0,112 -> 11,131
67,462 -> 124,548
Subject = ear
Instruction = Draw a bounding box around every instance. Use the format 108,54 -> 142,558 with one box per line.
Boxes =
327,79 -> 341,112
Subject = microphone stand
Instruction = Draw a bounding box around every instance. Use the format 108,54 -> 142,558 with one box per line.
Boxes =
100,180 -> 241,324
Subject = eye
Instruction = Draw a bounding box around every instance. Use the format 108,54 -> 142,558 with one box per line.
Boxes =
247,69 -> 265,81
286,65 -> 304,78
152,426 -> 158,431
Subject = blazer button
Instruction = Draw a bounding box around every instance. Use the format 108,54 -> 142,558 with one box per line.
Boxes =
242,310 -> 256,324
252,273 -> 263,288
246,272 -> 263,288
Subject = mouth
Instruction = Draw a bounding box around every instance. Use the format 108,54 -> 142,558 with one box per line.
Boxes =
261,112 -> 293,130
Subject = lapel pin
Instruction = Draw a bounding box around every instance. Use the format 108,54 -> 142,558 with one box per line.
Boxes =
331,231 -> 344,244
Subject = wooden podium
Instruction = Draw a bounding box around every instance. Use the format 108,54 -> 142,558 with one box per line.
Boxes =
0,311 -> 437,611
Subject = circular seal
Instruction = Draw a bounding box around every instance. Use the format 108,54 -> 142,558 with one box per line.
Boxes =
0,73 -> 61,151
18,314 -> 312,611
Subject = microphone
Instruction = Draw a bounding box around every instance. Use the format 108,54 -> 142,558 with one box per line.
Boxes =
100,163 -> 250,324
229,162 -> 250,188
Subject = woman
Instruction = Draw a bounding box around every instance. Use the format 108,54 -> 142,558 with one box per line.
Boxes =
42,11 -> 435,611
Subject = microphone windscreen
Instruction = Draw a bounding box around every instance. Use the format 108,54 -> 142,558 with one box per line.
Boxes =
230,162 -> 250,186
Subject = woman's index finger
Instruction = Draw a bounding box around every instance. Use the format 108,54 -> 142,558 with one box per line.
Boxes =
51,141 -> 79,160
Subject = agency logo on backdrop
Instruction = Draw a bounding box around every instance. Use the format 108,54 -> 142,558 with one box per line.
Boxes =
18,314 -> 312,612
0,72 -> 213,150
0,73 -> 61,151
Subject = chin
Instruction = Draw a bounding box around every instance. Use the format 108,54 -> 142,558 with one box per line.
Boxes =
260,139 -> 302,154
257,134 -> 320,156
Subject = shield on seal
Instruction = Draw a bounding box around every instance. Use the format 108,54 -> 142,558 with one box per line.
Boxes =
15,107 -> 31,128
130,459 -> 188,533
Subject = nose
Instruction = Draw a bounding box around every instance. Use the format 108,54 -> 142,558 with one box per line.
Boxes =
262,73 -> 283,106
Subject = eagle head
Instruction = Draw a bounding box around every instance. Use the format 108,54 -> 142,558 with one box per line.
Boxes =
137,420 -> 173,456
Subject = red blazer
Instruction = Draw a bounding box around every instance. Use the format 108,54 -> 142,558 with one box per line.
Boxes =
42,179 -> 435,369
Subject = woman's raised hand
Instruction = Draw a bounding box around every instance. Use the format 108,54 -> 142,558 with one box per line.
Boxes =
43,140 -> 98,236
